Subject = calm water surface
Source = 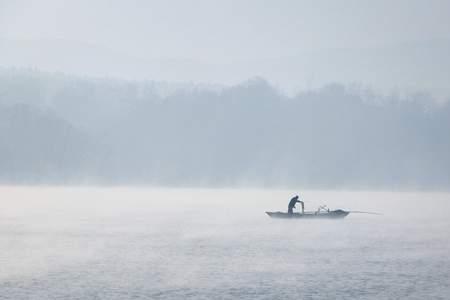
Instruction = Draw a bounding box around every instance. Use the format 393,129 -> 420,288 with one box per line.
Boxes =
1,187 -> 449,299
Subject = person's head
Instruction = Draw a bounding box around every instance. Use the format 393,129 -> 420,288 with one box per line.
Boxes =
294,195 -> 299,199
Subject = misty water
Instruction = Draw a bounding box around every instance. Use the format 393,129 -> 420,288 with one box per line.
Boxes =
1,187 -> 449,300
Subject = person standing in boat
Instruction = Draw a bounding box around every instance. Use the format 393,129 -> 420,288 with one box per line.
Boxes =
288,195 -> 304,214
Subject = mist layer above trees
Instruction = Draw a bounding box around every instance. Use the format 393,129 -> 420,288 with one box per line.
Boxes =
1,69 -> 449,189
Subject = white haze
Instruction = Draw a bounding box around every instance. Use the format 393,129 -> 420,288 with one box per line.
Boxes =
1,2 -> 450,299
1,68 -> 450,188
1,0 -> 450,99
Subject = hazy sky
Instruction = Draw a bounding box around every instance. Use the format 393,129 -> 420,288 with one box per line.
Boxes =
1,0 -> 450,98
1,0 -> 450,61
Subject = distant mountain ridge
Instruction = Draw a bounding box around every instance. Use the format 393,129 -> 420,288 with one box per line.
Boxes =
1,38 -> 450,100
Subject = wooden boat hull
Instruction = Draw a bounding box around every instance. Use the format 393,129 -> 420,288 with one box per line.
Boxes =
266,209 -> 349,219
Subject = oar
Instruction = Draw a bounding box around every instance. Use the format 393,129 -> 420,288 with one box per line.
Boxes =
349,211 -> 382,215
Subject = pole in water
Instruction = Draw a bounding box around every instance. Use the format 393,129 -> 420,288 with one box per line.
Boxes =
349,211 -> 382,215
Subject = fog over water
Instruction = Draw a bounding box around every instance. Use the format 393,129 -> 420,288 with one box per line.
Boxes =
1,187 -> 450,299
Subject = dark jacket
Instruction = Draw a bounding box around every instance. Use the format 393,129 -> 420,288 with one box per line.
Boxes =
288,197 -> 300,209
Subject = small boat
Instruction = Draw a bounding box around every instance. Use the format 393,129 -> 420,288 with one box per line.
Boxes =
266,209 -> 349,219
266,200 -> 381,220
